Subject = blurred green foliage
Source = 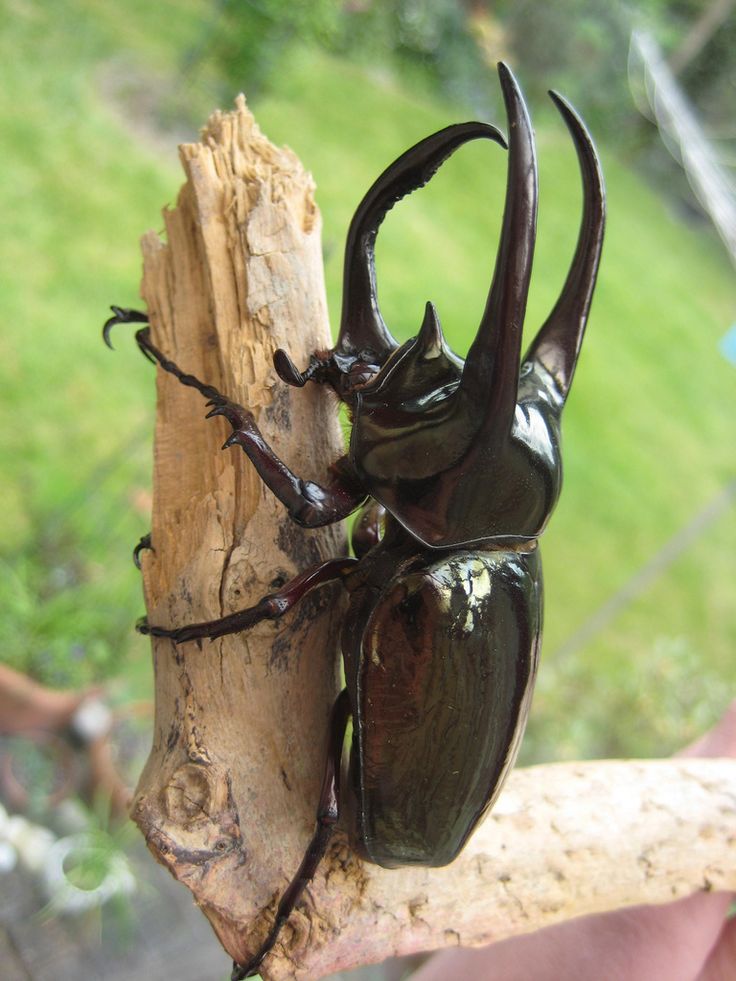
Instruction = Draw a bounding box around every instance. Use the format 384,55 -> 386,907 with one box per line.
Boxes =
0,0 -> 734,761
179,0 -> 736,136
180,0 -> 492,108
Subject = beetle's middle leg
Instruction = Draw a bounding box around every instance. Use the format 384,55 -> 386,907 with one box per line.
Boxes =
231,688 -> 351,981
138,556 -> 357,643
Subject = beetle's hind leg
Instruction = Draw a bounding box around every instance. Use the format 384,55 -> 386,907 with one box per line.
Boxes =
231,689 -> 351,981
138,556 -> 357,643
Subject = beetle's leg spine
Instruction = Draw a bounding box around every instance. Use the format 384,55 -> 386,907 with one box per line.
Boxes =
231,689 -> 351,981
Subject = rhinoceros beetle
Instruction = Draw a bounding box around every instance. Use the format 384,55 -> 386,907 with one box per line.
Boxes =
105,63 -> 604,979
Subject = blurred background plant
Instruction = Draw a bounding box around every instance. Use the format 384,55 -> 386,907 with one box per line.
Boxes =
0,0 -> 734,976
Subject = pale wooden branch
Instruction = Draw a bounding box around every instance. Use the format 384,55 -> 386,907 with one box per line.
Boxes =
129,99 -> 736,981
291,757 -> 736,979
130,97 -> 347,969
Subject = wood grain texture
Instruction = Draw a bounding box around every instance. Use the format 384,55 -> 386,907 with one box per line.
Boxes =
128,99 -> 736,980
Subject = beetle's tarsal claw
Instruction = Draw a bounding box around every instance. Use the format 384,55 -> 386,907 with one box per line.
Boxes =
136,617 -> 184,642
222,433 -> 240,450
102,305 -> 149,349
133,533 -> 153,570
102,315 -> 118,350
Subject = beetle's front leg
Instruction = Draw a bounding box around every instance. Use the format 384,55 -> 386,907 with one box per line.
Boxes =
203,390 -> 366,527
138,556 -> 357,643
107,317 -> 367,527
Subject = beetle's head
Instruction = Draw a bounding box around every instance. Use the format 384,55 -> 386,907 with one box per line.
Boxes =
273,119 -> 506,406
274,63 -> 604,460
273,345 -> 387,406
356,302 -> 463,412
275,300 -> 463,412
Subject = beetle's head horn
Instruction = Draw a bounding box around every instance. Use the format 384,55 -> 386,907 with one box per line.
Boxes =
413,301 -> 446,360
356,302 -> 464,410
334,121 -> 507,368
274,121 -> 505,394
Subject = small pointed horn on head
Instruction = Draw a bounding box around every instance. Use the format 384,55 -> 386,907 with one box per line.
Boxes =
414,301 -> 445,358
459,63 -> 538,440
524,91 -> 605,401
336,121 -> 507,365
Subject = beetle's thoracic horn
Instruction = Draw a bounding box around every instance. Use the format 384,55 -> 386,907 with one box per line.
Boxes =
458,63 -> 538,438
524,91 -> 605,401
336,121 -> 507,364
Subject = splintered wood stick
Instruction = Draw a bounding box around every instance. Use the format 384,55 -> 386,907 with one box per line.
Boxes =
129,97 -> 736,980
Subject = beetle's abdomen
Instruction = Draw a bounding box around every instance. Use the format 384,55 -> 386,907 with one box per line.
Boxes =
353,547 -> 541,869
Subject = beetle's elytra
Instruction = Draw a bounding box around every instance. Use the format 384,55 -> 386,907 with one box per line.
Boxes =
106,63 -> 604,979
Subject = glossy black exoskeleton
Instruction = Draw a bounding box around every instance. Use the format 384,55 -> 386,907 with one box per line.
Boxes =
105,64 -> 604,979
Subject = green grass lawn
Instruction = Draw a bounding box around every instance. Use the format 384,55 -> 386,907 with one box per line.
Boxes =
1,0 -> 734,758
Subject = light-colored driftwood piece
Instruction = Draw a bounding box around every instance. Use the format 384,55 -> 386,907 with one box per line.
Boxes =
130,98 -> 736,980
